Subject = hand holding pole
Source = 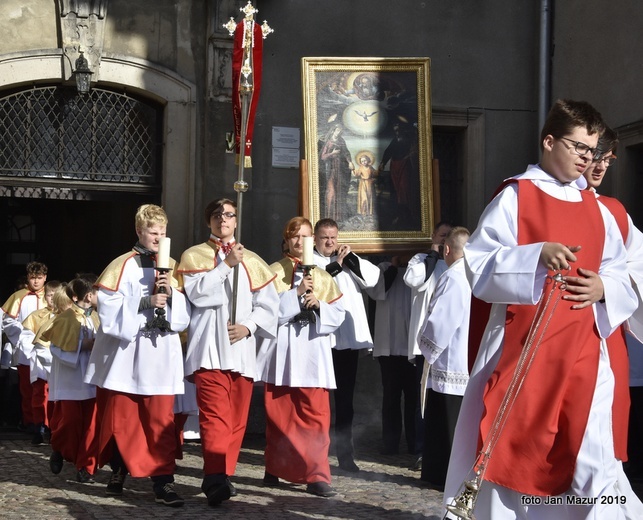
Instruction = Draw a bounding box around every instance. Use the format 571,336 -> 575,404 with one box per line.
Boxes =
225,2 -> 273,324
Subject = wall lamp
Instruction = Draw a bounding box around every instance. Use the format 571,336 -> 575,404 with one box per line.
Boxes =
73,51 -> 93,95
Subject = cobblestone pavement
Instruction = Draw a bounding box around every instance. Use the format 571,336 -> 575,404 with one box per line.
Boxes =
0,432 -> 443,520
2,355 -> 642,519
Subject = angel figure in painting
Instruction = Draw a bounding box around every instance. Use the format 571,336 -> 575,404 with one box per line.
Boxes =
352,152 -> 378,216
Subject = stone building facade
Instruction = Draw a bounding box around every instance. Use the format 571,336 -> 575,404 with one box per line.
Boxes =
0,0 -> 642,295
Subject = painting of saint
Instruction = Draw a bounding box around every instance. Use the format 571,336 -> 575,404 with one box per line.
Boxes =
303,58 -> 432,252
319,124 -> 354,221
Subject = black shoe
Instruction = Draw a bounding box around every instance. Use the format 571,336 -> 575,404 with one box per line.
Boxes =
49,451 -> 63,474
76,468 -> 95,484
155,482 -> 184,507
106,469 -> 127,496
262,471 -> 280,487
306,481 -> 337,497
338,458 -> 360,472
31,430 -> 45,445
226,478 -> 237,497
411,456 -> 422,471
205,482 -> 231,506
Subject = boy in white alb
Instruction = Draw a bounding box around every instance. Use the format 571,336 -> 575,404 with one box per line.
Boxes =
177,198 -> 279,506
417,227 -> 471,490
257,217 -> 345,497
444,100 -> 643,519
85,204 -> 190,507
2,262 -> 47,431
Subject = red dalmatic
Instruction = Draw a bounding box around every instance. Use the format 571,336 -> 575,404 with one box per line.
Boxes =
479,180 -> 604,496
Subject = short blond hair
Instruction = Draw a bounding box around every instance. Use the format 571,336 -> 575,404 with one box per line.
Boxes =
135,204 -> 168,230
52,284 -> 72,314
446,226 -> 470,253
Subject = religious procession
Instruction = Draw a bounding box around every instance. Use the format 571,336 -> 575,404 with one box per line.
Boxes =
2,2 -> 643,520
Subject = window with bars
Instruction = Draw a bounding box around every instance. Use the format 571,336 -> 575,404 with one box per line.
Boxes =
0,86 -> 162,188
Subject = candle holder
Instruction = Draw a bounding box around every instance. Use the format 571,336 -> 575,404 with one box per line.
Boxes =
291,264 -> 317,326
143,267 -> 173,333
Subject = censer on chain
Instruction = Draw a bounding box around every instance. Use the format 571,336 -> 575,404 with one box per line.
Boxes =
444,271 -> 568,520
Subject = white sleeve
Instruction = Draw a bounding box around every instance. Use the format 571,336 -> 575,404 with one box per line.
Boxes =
595,204 -> 638,338
2,314 -> 23,346
165,289 -> 191,333
403,254 -> 428,289
464,184 -> 547,305
316,297 -> 346,335
238,282 -> 279,340
50,343 -> 81,368
418,274 -> 467,364
351,256 -> 381,289
182,263 -> 233,309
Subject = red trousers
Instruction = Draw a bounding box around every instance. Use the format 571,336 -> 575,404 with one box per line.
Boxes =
17,364 -> 34,425
50,398 -> 98,473
174,412 -> 188,460
31,378 -> 53,426
95,388 -> 177,478
194,369 -> 253,476
264,383 -> 331,485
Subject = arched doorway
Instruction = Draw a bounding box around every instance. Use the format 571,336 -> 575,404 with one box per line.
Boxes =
0,85 -> 163,293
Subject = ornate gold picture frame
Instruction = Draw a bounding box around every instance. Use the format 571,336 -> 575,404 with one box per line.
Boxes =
301,57 -> 433,253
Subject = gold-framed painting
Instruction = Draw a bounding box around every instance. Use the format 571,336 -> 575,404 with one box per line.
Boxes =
301,57 -> 434,254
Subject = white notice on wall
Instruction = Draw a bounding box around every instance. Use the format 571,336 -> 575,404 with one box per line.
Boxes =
272,126 -> 301,168
272,147 -> 300,169
272,127 -> 300,149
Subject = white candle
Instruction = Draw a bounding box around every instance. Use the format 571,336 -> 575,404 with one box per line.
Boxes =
157,237 -> 171,268
302,236 -> 314,266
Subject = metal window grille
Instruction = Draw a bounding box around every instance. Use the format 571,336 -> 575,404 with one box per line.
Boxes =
0,86 -> 162,187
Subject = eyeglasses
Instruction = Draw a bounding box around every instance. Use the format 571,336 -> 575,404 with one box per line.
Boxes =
593,155 -> 617,167
212,212 -> 236,220
558,137 -> 597,158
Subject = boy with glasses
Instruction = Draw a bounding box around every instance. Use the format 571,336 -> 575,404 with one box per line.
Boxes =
444,100 -> 643,519
583,128 -> 643,485
177,198 -> 279,506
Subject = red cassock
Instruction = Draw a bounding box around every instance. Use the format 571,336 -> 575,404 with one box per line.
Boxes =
264,383 -> 332,485
194,369 -> 254,476
17,364 -> 35,425
95,389 -> 176,478
50,399 -> 98,473
31,378 -> 54,427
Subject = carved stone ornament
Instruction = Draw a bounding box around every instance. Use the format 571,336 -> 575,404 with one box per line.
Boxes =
58,1 -> 108,81
59,0 -> 107,19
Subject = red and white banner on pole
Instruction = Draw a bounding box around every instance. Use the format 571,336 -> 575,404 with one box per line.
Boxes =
232,19 -> 261,167
228,4 -> 272,168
